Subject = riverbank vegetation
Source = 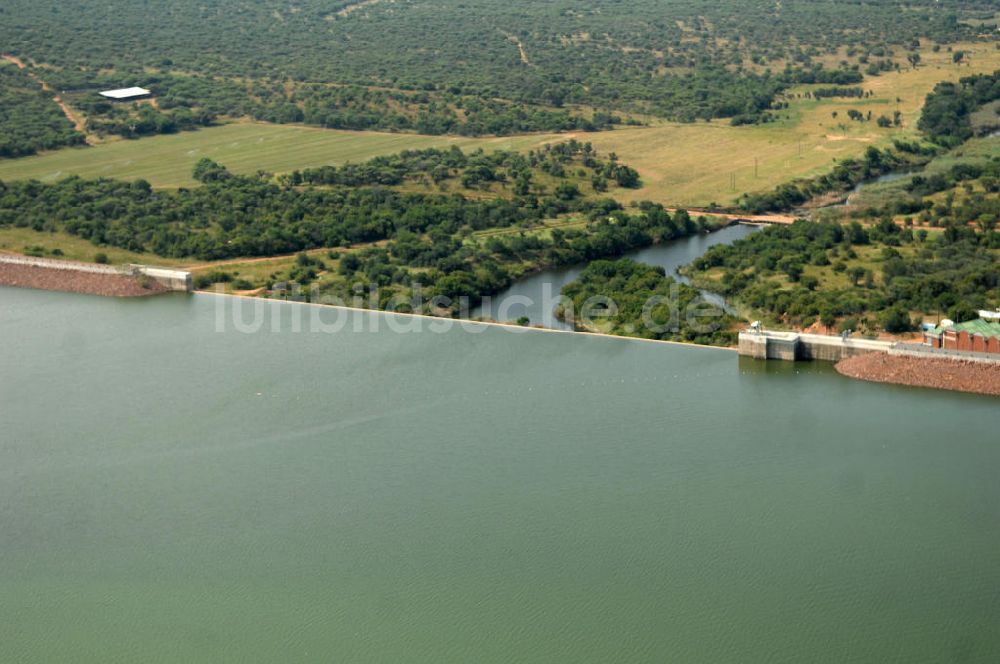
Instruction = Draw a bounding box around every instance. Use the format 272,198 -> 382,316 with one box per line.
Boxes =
0,141 -> 726,316
558,259 -> 737,345
821,69 -> 1000,228
687,220 -> 1000,335
838,136 -> 1000,227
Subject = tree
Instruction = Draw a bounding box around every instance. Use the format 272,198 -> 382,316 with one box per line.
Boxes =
554,182 -> 580,200
777,256 -> 803,282
192,158 -> 230,183
880,306 -> 913,333
838,318 -> 859,335
948,302 -> 978,323
847,266 -> 865,286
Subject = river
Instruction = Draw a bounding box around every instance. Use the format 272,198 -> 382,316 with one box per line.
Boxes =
472,224 -> 761,329
816,169 -> 920,211
2,287 -> 999,663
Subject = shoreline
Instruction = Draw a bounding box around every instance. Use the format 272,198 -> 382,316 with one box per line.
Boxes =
198,289 -> 740,352
9,282 -> 1000,398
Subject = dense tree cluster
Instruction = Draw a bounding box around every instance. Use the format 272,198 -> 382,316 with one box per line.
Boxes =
0,64 -> 84,157
918,70 -> 1000,145
0,143 -> 640,260
0,173 -> 536,259
283,141 -> 640,193
689,220 -> 1000,333
811,87 -> 866,99
320,202 -> 709,312
558,258 -> 736,344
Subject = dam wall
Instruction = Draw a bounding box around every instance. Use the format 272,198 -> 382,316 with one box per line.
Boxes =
0,254 -> 192,296
0,253 -> 122,275
738,330 -> 893,362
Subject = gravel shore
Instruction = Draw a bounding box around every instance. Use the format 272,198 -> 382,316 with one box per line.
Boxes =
836,353 -> 1000,397
0,262 -> 167,297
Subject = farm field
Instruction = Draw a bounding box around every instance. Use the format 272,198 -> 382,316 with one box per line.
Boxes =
3,43 -> 1000,207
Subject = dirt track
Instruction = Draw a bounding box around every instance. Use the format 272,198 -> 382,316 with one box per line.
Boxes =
679,208 -> 798,225
3,53 -> 92,142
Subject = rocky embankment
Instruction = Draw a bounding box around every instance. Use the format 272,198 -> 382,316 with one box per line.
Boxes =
836,353 -> 1000,397
0,260 -> 167,297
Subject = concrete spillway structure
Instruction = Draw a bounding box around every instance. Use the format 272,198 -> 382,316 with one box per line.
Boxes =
738,330 -> 892,362
129,265 -> 192,292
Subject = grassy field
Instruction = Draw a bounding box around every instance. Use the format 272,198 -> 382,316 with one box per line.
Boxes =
2,43 -> 1000,207
587,42 -> 1000,207
0,122 -> 558,188
0,227 -> 173,265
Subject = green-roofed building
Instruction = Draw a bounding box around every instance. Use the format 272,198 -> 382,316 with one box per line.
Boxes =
925,318 -> 1000,354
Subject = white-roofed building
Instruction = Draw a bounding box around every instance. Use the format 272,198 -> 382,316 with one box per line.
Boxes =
98,87 -> 152,101
979,309 -> 1000,321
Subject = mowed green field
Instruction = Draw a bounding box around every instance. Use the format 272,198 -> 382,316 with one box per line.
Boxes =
0,122 -> 557,187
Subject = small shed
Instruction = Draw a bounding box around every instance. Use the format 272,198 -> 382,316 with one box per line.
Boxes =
98,87 -> 152,101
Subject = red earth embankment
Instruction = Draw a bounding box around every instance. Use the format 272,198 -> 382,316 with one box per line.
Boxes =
836,353 -> 1000,397
0,260 -> 167,297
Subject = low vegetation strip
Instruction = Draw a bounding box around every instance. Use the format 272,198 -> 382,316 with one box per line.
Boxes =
835,353 -> 1000,397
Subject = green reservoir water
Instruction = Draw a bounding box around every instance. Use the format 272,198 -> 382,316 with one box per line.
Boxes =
2,287 -> 999,663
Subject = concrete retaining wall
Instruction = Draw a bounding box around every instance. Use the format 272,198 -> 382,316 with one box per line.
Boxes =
130,265 -> 192,292
738,330 -> 893,362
